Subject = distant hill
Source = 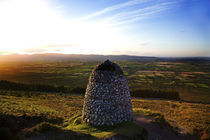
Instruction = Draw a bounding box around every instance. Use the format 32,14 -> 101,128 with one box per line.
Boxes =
0,53 -> 157,62
0,53 -> 209,62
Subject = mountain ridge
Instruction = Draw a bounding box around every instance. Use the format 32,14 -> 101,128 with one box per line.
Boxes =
0,53 -> 209,62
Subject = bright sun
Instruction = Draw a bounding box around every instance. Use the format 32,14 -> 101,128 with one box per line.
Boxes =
0,0 -> 131,55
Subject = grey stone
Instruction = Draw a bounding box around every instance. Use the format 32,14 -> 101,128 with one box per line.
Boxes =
82,60 -> 133,126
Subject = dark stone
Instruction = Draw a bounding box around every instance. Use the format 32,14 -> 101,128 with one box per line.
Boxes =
82,60 -> 133,126
95,59 -> 123,75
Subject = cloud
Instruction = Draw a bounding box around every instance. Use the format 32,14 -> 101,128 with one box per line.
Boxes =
107,1 -> 176,25
21,44 -> 73,54
81,0 -> 153,20
21,48 -> 47,54
45,44 -> 72,48
0,0 -> 186,56
82,0 -> 177,26
139,42 -> 150,46
0,51 -> 11,55
180,30 -> 186,33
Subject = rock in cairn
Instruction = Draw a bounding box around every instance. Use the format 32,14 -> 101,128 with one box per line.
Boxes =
82,60 -> 133,126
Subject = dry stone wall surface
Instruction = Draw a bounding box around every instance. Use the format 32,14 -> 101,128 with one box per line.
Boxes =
82,60 -> 133,126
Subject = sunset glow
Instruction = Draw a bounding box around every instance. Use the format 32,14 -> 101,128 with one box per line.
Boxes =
0,0 -> 209,56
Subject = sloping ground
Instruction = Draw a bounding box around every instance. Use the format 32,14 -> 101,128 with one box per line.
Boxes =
63,114 -> 147,140
134,115 -> 200,140
0,92 -> 209,139
0,93 -> 147,140
132,98 -> 210,136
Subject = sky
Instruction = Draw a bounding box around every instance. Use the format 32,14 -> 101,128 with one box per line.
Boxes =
0,0 -> 209,57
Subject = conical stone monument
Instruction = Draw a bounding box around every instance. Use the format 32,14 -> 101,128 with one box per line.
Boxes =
82,60 -> 133,126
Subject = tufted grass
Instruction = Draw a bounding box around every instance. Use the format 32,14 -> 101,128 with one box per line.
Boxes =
0,92 -> 148,139
0,91 -> 209,139
132,99 -> 210,135
133,108 -> 180,134
64,114 -> 148,139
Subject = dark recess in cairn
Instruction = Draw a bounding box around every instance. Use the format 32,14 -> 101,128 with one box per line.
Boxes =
82,60 -> 133,126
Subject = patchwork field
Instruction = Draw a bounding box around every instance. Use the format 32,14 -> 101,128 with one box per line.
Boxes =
0,60 -> 209,103
0,57 -> 209,139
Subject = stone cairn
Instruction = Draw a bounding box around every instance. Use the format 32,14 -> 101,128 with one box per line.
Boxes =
82,60 -> 133,126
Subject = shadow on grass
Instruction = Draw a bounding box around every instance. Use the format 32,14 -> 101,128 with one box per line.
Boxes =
64,114 -> 148,140
133,108 -> 179,134
0,113 -> 96,140
0,113 -> 148,140
0,113 -> 63,133
22,122 -> 96,140
0,112 -> 148,140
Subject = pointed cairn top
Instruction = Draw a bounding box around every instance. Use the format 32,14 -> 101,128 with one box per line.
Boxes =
104,59 -> 112,64
95,59 -> 123,74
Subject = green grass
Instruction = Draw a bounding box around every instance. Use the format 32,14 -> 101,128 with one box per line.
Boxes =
0,93 -> 83,120
0,91 -> 209,139
132,98 -> 210,135
0,60 -> 210,102
64,114 -> 147,139
22,122 -> 96,140
0,92 -> 148,139
133,108 -> 179,133
0,59 -> 209,139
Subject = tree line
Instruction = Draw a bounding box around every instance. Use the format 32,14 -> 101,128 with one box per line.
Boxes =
0,80 -> 179,100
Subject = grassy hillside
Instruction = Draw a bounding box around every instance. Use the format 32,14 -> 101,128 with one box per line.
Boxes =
0,56 -> 209,139
0,91 -> 209,139
0,91 -> 148,139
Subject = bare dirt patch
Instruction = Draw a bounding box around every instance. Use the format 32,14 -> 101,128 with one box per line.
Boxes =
134,115 -> 200,140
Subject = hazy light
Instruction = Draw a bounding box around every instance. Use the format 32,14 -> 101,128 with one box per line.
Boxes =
0,0 -> 133,55
0,0 -> 209,56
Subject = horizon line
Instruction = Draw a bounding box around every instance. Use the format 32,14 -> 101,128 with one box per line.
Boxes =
0,53 -> 210,58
